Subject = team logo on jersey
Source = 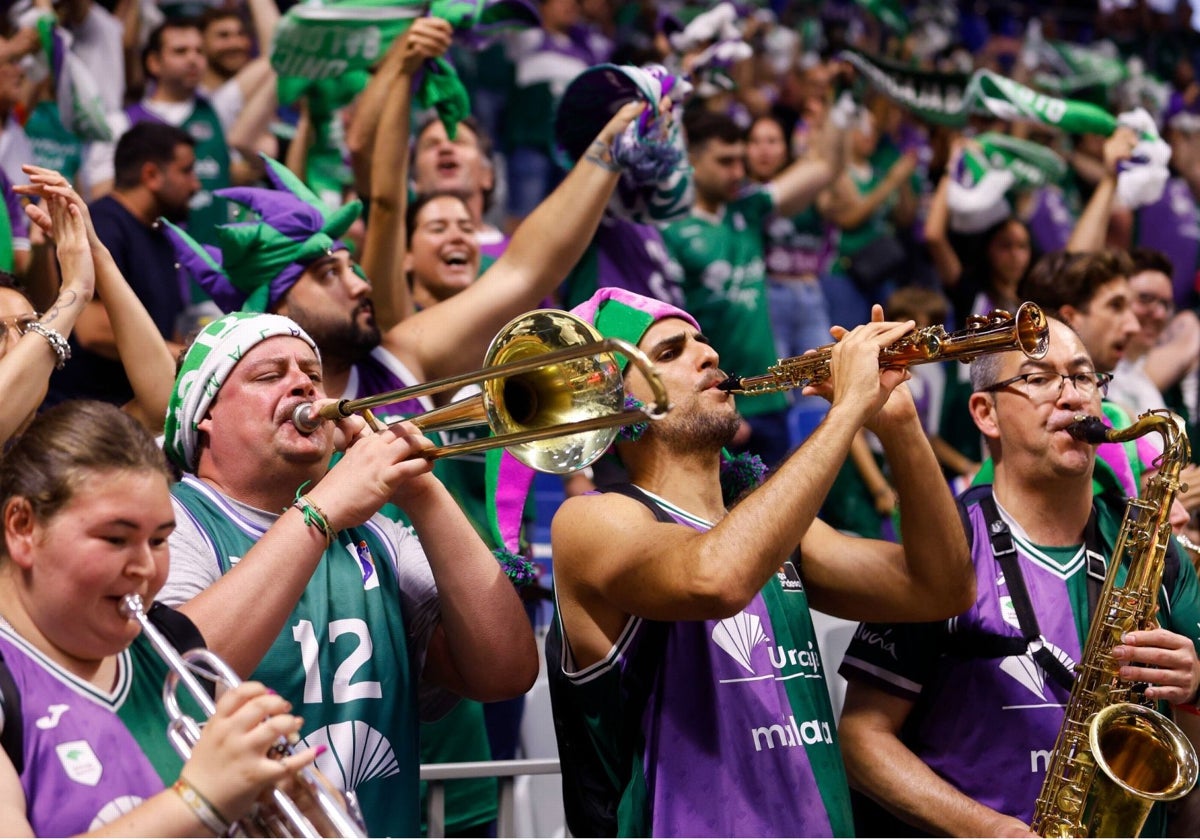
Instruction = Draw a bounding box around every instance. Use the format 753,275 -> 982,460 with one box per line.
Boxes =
999,638 -> 1075,703
350,540 -> 380,591
713,612 -> 770,673
713,610 -> 826,683
36,703 -> 70,729
56,740 -> 102,786
777,559 -> 804,593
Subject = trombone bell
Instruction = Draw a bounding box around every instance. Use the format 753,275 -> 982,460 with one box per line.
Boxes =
481,310 -> 625,474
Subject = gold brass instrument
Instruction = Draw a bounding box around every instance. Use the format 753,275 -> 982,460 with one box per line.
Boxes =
1031,411 -> 1199,838
292,309 -> 671,475
716,302 -> 1049,394
120,594 -> 367,838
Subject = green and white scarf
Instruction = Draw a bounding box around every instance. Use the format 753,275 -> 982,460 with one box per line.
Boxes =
271,0 -> 537,197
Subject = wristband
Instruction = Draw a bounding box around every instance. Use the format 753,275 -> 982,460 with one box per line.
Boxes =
172,777 -> 229,835
293,482 -> 336,546
25,322 -> 71,370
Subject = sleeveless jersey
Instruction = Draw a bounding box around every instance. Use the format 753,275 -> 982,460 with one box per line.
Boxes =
548,489 -> 852,837
839,487 -> 1200,830
661,188 -> 788,417
0,621 -> 185,835
171,476 -> 425,837
125,97 -> 231,243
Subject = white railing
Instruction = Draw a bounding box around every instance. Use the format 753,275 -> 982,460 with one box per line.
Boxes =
421,758 -> 563,838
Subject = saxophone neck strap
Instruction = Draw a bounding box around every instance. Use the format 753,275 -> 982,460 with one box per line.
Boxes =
976,490 -> 1081,693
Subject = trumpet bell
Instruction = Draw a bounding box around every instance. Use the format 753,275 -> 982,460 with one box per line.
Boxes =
483,310 -> 625,475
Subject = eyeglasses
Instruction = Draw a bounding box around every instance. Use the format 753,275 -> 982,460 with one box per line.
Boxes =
0,313 -> 38,340
982,370 -> 1113,401
1134,291 -> 1175,314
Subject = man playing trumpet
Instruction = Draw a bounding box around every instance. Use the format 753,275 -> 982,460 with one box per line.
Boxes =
543,288 -> 975,837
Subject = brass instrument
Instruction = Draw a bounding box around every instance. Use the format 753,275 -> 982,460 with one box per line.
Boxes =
716,302 -> 1049,394
121,594 -> 367,838
1031,411 -> 1199,838
292,309 -> 671,475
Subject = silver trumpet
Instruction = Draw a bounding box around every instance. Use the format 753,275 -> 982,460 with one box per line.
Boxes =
121,594 -> 367,838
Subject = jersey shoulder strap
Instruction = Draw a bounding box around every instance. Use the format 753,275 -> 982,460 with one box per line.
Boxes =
0,649 -> 21,775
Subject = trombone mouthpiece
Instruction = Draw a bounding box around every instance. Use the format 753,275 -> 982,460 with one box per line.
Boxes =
292,403 -> 322,435
1066,414 -> 1111,444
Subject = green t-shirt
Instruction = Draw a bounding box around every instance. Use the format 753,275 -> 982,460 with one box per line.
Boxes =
661,188 -> 789,416
26,101 -> 83,179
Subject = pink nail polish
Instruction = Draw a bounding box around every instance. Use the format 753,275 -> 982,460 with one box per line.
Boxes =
315,745 -> 328,757
267,688 -> 277,695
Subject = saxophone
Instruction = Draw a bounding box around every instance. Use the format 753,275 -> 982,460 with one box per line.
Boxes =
1031,411 -> 1200,838
717,303 -> 1048,394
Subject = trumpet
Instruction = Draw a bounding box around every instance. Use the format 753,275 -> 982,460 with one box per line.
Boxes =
717,302 -> 1050,394
292,309 -> 671,475
120,594 -> 367,838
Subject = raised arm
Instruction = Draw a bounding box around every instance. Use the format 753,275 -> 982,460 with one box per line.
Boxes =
839,680 -> 1036,837
771,111 -> 846,218
358,18 -> 453,331
1066,127 -> 1137,253
0,196 -> 93,447
556,315 -> 928,626
393,467 -> 538,700
823,152 -> 916,231
923,171 -> 963,288
389,100 -> 649,383
20,167 -> 179,432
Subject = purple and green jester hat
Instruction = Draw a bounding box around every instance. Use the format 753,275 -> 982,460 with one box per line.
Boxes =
487,288 -> 765,580
159,155 -> 363,314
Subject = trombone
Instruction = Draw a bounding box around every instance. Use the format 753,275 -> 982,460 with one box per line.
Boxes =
292,309 -> 672,474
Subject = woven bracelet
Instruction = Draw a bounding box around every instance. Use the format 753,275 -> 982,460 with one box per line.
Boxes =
172,777 -> 229,835
293,484 -> 336,547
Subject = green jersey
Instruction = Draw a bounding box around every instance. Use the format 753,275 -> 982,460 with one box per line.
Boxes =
167,476 -> 447,838
661,188 -> 789,416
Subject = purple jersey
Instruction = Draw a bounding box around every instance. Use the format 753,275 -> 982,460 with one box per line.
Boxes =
1026,187 -> 1075,255
341,346 -> 434,425
1136,176 -> 1200,308
0,627 -> 164,835
549,489 -> 851,837
840,488 -> 1200,827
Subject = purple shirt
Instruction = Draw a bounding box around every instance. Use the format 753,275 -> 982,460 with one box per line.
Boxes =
0,628 -> 163,835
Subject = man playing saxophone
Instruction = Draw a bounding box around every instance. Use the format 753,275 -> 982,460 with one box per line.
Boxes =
545,289 -> 975,837
838,316 -> 1200,837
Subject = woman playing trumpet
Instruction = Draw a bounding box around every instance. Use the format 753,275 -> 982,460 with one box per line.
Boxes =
0,400 -> 321,836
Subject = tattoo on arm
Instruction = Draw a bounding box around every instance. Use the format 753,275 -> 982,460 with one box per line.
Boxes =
44,291 -> 78,322
584,140 -> 620,173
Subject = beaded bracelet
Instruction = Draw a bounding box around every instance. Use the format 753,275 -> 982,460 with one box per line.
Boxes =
25,322 -> 71,370
293,482 -> 336,547
172,777 -> 229,835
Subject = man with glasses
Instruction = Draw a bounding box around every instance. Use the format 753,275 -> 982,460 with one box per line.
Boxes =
834,316 -> 1200,836
1109,248 -> 1198,419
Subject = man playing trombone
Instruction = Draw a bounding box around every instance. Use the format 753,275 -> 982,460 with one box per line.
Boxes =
543,288 -> 975,837
156,311 -> 538,837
